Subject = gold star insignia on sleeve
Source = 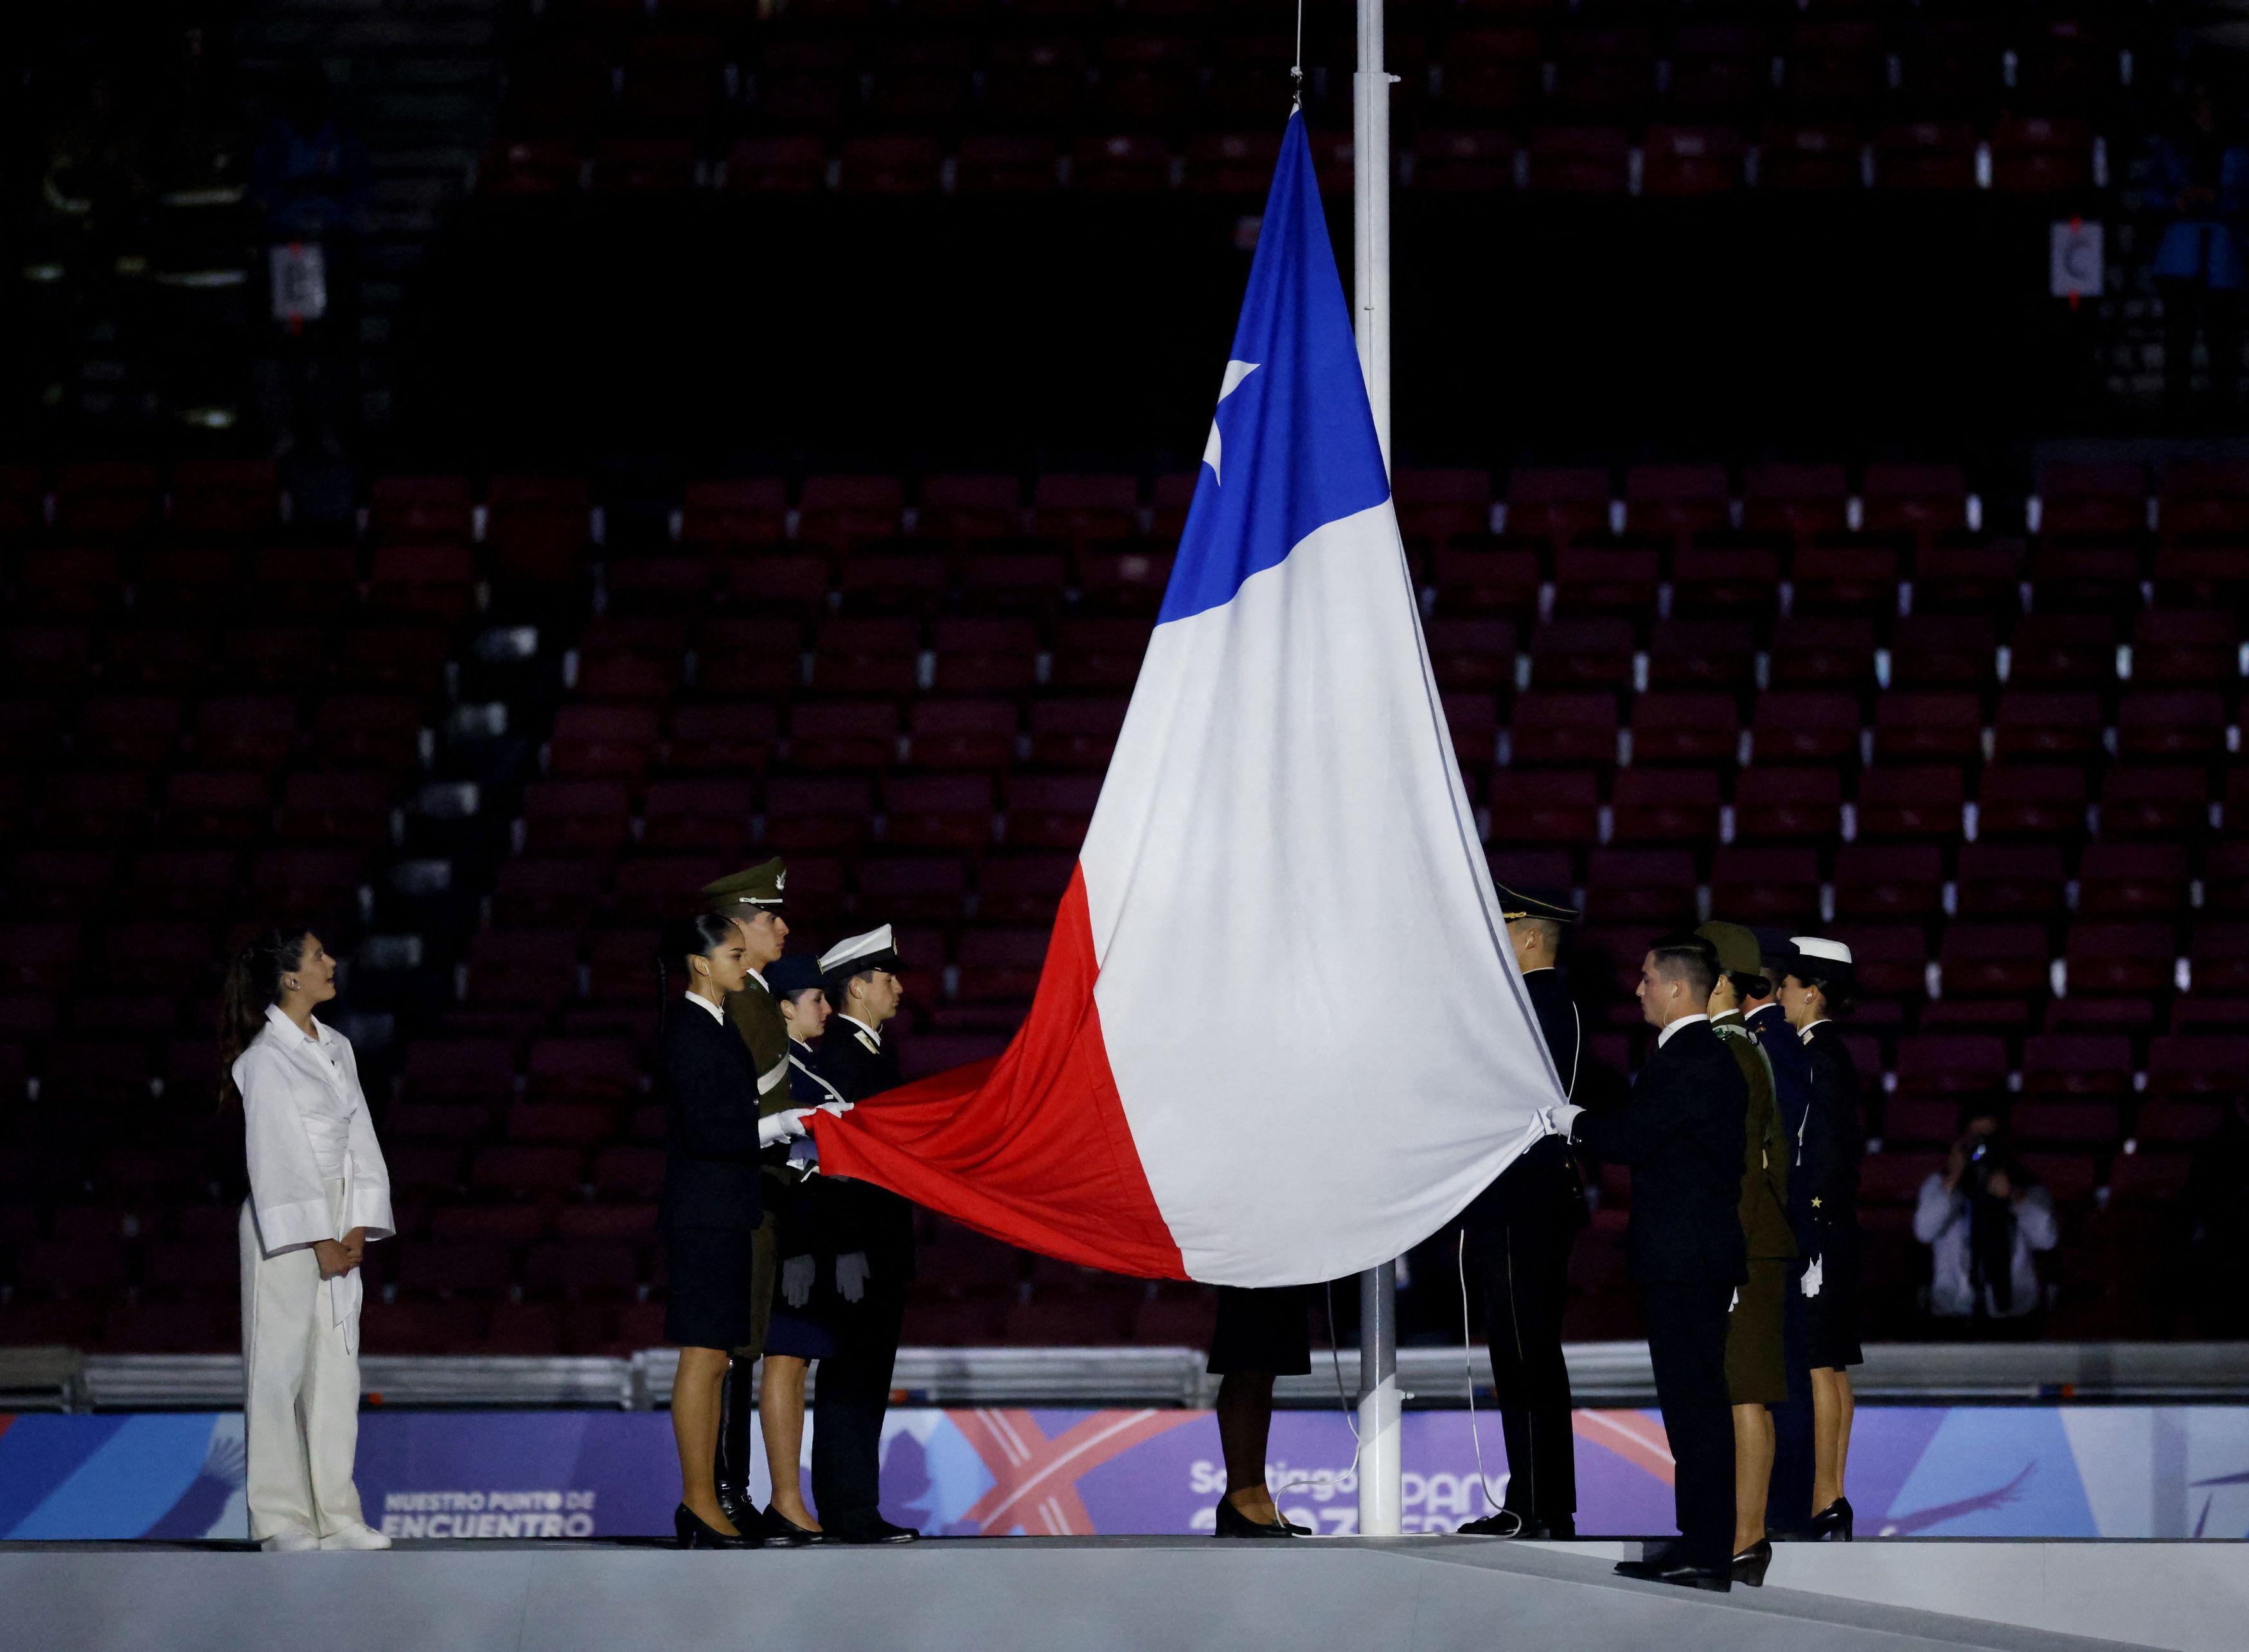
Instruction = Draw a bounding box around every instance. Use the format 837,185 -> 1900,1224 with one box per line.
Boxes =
1811,1196 -> 1822,1207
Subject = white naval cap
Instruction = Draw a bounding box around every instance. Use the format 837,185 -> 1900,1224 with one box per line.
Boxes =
1788,936 -> 1854,966
819,924 -> 901,980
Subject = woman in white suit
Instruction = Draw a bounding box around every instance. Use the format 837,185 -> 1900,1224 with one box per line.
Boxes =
221,927 -> 394,1552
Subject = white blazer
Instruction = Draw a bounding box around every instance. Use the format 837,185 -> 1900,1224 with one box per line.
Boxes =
236,1004 -> 395,1257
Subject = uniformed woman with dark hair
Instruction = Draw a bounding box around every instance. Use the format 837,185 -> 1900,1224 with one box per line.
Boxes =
754,951 -> 855,1543
655,912 -> 821,1549
1777,937 -> 1864,1541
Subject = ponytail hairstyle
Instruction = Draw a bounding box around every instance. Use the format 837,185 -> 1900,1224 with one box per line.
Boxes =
218,926 -> 315,1110
655,911 -> 744,1024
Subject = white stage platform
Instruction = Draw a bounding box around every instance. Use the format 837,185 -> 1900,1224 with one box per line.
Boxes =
5,1538 -> 2238,1652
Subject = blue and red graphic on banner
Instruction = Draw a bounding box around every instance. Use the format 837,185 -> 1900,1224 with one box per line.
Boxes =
4,1405 -> 2248,1541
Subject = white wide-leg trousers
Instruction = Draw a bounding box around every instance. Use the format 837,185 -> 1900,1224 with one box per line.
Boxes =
240,1182 -> 366,1541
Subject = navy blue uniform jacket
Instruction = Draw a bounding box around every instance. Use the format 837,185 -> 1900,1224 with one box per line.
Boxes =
1570,1020 -> 1748,1286
657,1003 -> 767,1232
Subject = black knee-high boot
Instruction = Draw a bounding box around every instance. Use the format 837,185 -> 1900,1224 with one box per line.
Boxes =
714,1354 -> 757,1525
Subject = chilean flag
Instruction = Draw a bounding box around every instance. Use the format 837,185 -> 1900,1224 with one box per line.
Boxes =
813,115 -> 1562,1286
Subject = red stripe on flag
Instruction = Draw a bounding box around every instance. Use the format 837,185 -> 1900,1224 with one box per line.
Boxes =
811,864 -> 1186,1279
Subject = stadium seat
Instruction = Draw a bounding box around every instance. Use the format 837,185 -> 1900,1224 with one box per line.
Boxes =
1486,770 -> 1599,846
1707,846 -> 1820,925
1855,766 -> 1965,840
1001,774 -> 1099,850
1609,768 -> 1721,844
1872,693 -> 1981,764
2063,923 -> 2177,997
2144,1036 -> 2249,1097
1953,842 -> 2067,919
1730,767 -> 1843,844
1833,843 -> 1944,921
1645,619 -> 1755,689
1748,691 -> 1858,764
884,774 -> 997,851
1582,849 -> 1698,927
1770,616 -> 1879,691
1629,692 -> 1738,765
1509,691 -> 1618,767
1530,618 -> 1634,689
2117,691 -> 2228,763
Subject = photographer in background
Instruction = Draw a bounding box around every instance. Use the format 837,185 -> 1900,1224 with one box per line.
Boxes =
1913,1117 -> 2058,1339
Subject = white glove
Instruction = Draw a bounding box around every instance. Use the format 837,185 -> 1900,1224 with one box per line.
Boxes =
758,1108 -> 814,1147
1545,1103 -> 1583,1140
780,1254 -> 815,1308
835,1251 -> 870,1303
817,1100 -> 853,1117
1801,1256 -> 1824,1299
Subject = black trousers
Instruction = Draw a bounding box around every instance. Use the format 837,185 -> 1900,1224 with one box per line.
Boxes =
1642,1279 -> 1735,1568
1464,1196 -> 1579,1528
812,1274 -> 907,1529
1766,1260 -> 1815,1534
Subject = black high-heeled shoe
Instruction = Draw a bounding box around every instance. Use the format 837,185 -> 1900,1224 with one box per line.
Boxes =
1809,1497 -> 1854,1541
1213,1497 -> 1299,1539
675,1503 -> 760,1549
761,1505 -> 823,1547
1730,1539 -> 1773,1586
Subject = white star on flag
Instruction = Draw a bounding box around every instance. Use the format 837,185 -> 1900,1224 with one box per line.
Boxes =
1200,359 -> 1261,484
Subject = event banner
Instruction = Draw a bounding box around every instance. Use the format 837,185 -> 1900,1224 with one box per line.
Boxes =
3,1405 -> 2245,1542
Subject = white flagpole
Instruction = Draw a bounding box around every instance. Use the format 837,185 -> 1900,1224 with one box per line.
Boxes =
1352,0 -> 1404,1540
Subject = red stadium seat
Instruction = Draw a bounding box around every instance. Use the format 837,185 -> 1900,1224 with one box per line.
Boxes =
1770,616 -> 1879,690
1629,692 -> 1738,765
1937,923 -> 2049,999
763,777 -> 876,851
640,779 -> 756,854
1002,774 -> 1101,849
1486,771 -> 1600,846
1833,844 -> 1943,922
1642,126 -> 1743,197
1743,462 -> 1849,540
787,701 -> 902,772
2117,691 -> 2228,764
1529,618 -> 1634,689
1748,691 -> 1858,764
1646,619 -> 1756,689
1425,618 -> 1519,695
1872,692 -> 1980,764
1582,849 -> 1698,928
1791,544 -> 1900,617
2020,1035 -> 2135,1099
1708,846 -> 1820,925
1509,692 -> 1618,767
907,699 -> 1019,772
1430,546 -> 1542,617
1730,767 -> 1842,843
2145,1036 -> 2249,1097
1953,842 -> 2067,919
664,702 -> 781,774
2063,924 -> 2177,997
884,774 -> 997,850
1991,691 -> 2104,765
917,474 -> 1024,544
2129,610 -> 2239,688
1855,766 -> 1965,841
1608,768 -> 1721,844
2077,844 -> 2192,921
1026,698 -> 1126,771
1551,546 -> 1659,614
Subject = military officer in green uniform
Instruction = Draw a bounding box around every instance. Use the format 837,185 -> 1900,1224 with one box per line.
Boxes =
1697,920 -> 1794,1586
698,858 -> 801,1525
